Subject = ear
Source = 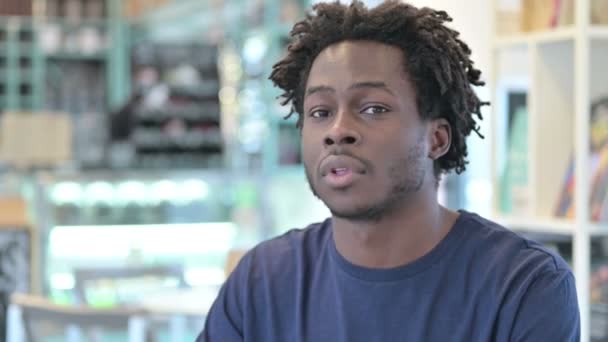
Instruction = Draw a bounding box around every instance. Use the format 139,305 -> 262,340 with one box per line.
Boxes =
427,118 -> 451,160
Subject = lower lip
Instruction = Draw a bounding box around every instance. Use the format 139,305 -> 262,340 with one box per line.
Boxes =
324,170 -> 357,188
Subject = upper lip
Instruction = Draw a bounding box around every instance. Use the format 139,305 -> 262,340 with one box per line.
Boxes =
319,154 -> 366,176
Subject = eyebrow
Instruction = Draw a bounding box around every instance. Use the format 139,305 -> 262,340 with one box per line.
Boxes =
305,81 -> 395,97
306,85 -> 335,97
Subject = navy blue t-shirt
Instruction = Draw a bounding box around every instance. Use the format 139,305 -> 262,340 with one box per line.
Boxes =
198,211 -> 580,341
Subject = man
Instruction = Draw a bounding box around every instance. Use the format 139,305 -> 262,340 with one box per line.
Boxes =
198,1 -> 580,341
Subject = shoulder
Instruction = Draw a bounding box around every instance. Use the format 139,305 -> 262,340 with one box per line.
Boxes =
456,212 -> 578,326
458,213 -> 582,339
454,211 -> 573,303
458,211 -> 570,275
253,218 -> 330,258
234,219 -> 332,281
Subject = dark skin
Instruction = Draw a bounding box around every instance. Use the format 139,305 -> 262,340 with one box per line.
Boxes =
302,40 -> 460,269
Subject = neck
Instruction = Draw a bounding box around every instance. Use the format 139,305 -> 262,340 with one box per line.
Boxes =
331,189 -> 458,269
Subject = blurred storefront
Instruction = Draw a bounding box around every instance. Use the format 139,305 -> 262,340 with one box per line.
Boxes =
0,0 -> 327,340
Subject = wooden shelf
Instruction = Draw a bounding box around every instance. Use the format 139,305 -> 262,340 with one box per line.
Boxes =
590,26 -> 608,39
495,215 -> 575,235
589,222 -> 608,236
16,69 -> 33,79
495,26 -> 608,49
494,27 -> 576,49
495,215 -> 608,237
45,52 -> 107,61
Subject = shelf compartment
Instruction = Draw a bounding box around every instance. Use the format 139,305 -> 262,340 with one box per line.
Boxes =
493,45 -> 532,217
532,40 -> 575,218
591,40 -> 608,102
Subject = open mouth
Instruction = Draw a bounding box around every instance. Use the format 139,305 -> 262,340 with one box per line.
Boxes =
319,155 -> 365,188
331,168 -> 351,176
325,167 -> 356,188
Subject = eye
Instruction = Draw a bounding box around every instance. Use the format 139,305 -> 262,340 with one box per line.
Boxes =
310,109 -> 331,118
361,105 -> 389,115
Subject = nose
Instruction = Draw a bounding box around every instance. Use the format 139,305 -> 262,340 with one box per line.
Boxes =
323,111 -> 362,147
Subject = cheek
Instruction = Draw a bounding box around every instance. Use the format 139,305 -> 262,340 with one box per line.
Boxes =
371,131 -> 408,159
372,131 -> 427,165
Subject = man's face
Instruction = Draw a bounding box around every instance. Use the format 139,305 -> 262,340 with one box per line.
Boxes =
302,40 -> 434,222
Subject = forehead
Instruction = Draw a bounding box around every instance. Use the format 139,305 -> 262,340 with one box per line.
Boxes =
307,40 -> 408,86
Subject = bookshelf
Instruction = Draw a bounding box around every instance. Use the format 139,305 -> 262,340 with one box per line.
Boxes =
126,42 -> 224,169
0,0 -> 130,168
128,0 -> 308,173
0,17 -> 44,111
491,0 -> 608,341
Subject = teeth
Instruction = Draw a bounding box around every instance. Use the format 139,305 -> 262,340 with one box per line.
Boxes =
333,168 -> 348,175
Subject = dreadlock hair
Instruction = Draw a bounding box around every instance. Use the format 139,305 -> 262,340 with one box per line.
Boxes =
269,0 -> 488,177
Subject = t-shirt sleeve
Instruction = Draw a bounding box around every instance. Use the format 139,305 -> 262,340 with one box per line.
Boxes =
510,269 -> 580,342
196,253 -> 252,342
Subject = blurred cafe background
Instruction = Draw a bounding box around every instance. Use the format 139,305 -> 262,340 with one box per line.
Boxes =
0,0 -> 607,341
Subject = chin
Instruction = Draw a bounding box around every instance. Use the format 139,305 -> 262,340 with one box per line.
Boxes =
322,185 -> 414,222
329,205 -> 387,222
323,197 -> 387,222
